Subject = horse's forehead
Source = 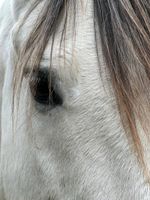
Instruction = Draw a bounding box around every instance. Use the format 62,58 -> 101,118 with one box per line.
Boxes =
16,0 -> 95,48
15,0 -> 98,82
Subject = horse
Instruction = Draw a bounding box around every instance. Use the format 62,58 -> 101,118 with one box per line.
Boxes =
1,0 -> 150,199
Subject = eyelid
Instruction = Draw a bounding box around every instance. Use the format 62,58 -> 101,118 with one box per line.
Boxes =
23,66 -> 50,80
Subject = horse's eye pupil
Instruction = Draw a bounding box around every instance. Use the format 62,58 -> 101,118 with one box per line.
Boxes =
34,70 -> 49,105
30,69 -> 63,106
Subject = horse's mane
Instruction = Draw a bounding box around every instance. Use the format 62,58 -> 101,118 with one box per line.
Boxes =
13,0 -> 150,181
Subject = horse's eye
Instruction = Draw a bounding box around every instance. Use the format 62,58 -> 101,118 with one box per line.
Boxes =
30,69 -> 63,107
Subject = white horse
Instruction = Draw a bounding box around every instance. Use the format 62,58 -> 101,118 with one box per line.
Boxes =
0,0 -> 150,199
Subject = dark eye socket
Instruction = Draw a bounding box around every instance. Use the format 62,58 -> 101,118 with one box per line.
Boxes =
30,69 -> 63,107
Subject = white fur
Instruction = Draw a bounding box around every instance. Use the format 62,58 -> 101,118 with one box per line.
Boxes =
0,0 -> 150,199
